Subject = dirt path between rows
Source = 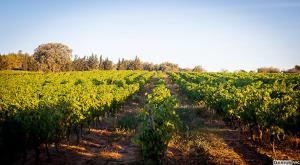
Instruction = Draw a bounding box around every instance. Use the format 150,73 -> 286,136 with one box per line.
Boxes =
25,77 -> 158,165
164,76 -> 272,165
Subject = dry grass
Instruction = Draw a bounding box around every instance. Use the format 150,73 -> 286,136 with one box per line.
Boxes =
89,128 -> 112,136
99,150 -> 122,159
113,128 -> 135,136
60,144 -> 96,157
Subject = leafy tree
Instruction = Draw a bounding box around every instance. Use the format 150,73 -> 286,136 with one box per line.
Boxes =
33,43 -> 72,72
285,65 -> 300,73
0,52 -> 36,70
73,55 -> 87,71
159,62 -> 179,72
116,58 -> 130,70
116,59 -> 121,70
128,56 -> 142,70
180,68 -> 192,72
236,69 -> 247,73
257,67 -> 280,73
0,55 -> 9,70
220,69 -> 229,72
23,54 -> 39,71
143,62 -> 155,71
87,54 -> 99,70
116,58 -> 125,70
192,65 -> 205,72
103,58 -> 113,70
99,55 -> 104,70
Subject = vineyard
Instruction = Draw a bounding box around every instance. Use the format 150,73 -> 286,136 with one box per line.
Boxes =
169,72 -> 300,145
0,70 -> 299,164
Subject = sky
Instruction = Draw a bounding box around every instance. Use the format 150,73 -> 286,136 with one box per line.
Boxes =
0,0 -> 299,71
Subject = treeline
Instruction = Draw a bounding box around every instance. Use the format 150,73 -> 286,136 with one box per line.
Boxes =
0,43 -> 183,72
0,42 -> 299,73
257,66 -> 300,73
72,54 -> 181,72
0,51 -> 38,71
235,66 -> 300,73
0,52 -> 185,72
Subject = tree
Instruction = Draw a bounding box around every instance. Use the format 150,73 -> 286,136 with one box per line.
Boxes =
0,55 -> 9,70
21,54 -> 38,71
99,55 -> 104,70
143,62 -> 155,71
73,55 -> 87,71
116,59 -> 121,70
234,69 -> 247,73
192,65 -> 205,72
0,52 -> 34,70
220,69 -> 229,72
128,56 -> 142,70
285,65 -> 300,73
103,58 -> 113,70
257,67 -> 280,73
87,54 -> 99,70
180,68 -> 192,72
116,58 -> 130,70
159,62 -> 179,72
26,55 -> 39,71
33,43 -> 72,72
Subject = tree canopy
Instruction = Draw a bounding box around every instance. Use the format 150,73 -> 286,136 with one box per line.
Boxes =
192,65 -> 206,72
33,43 -> 72,72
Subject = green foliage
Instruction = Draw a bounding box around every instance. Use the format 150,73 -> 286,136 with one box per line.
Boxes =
169,72 -> 300,142
0,70 -> 155,163
116,56 -> 143,70
117,112 -> 141,130
135,79 -> 180,162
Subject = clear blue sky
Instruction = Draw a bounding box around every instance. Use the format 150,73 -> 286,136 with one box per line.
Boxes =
0,0 -> 299,71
